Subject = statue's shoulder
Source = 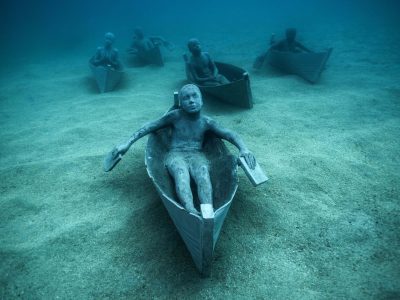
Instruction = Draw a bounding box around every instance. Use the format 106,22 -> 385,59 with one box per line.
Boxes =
165,108 -> 181,119
203,115 -> 215,126
203,52 -> 213,62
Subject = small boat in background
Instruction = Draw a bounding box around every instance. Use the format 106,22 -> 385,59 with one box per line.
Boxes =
140,45 -> 164,66
184,55 -> 253,109
89,62 -> 123,93
265,48 -> 333,83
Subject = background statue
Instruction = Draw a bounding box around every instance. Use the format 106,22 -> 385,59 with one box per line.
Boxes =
127,27 -> 174,60
90,32 -> 122,70
270,28 -> 312,53
185,39 -> 229,86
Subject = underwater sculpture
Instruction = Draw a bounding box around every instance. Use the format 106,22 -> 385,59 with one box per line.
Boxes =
89,32 -> 123,92
104,84 -> 267,275
185,38 -> 229,86
127,27 -> 174,66
90,32 -> 122,70
253,28 -> 332,83
270,28 -> 312,53
184,39 -> 253,109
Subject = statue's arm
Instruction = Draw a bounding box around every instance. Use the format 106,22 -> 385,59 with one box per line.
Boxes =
144,38 -> 154,50
110,49 -> 120,66
206,53 -> 218,78
116,111 -> 176,155
189,54 -> 217,83
150,36 -> 174,50
208,119 -> 256,168
297,41 -> 312,53
187,62 -> 210,83
127,39 -> 139,53
91,48 -> 103,65
149,36 -> 165,46
269,39 -> 281,50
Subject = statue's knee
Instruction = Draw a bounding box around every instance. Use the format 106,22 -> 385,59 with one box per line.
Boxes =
197,174 -> 211,188
198,166 -> 210,180
176,168 -> 185,176
171,164 -> 187,178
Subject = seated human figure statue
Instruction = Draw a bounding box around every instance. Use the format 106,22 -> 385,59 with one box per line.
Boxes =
270,28 -> 312,53
127,27 -> 174,55
110,84 -> 256,214
90,32 -> 122,70
186,39 -> 229,86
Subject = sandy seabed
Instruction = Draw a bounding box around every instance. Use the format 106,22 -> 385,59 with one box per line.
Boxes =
1,25 -> 399,299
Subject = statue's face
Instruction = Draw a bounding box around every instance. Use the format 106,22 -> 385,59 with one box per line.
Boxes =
180,86 -> 203,113
188,40 -> 201,54
104,33 -> 114,46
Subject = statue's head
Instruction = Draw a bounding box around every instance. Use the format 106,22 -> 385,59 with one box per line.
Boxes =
179,84 -> 203,113
134,27 -> 144,39
104,32 -> 115,46
285,28 -> 297,42
187,38 -> 201,55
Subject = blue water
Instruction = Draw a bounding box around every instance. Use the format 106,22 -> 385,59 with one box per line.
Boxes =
2,0 -> 399,59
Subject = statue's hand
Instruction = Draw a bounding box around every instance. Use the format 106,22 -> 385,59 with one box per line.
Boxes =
240,151 -> 256,170
116,143 -> 130,156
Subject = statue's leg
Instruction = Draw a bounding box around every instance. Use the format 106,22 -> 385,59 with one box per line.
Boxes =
189,155 -> 213,208
203,80 -> 220,86
165,153 -> 197,214
217,74 -> 230,84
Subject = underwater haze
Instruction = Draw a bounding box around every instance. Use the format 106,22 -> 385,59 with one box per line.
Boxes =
1,0 -> 400,299
1,0 -> 399,59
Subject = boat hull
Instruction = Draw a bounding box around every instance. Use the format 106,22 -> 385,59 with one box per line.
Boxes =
145,129 -> 238,275
132,46 -> 164,66
266,48 -> 332,83
89,63 -> 123,93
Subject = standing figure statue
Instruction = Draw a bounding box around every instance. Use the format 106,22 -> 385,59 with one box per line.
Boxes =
185,39 -> 229,86
104,84 -> 256,214
90,32 -> 122,70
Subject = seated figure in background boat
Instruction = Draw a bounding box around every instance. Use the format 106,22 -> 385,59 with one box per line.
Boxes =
186,39 -> 229,86
127,27 -> 174,55
90,32 -> 122,70
128,28 -> 154,54
270,28 -> 312,53
253,27 -> 313,69
108,84 -> 255,214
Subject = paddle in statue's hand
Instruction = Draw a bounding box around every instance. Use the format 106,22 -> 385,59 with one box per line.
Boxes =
253,52 -> 267,70
103,147 -> 123,172
238,156 -> 268,187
